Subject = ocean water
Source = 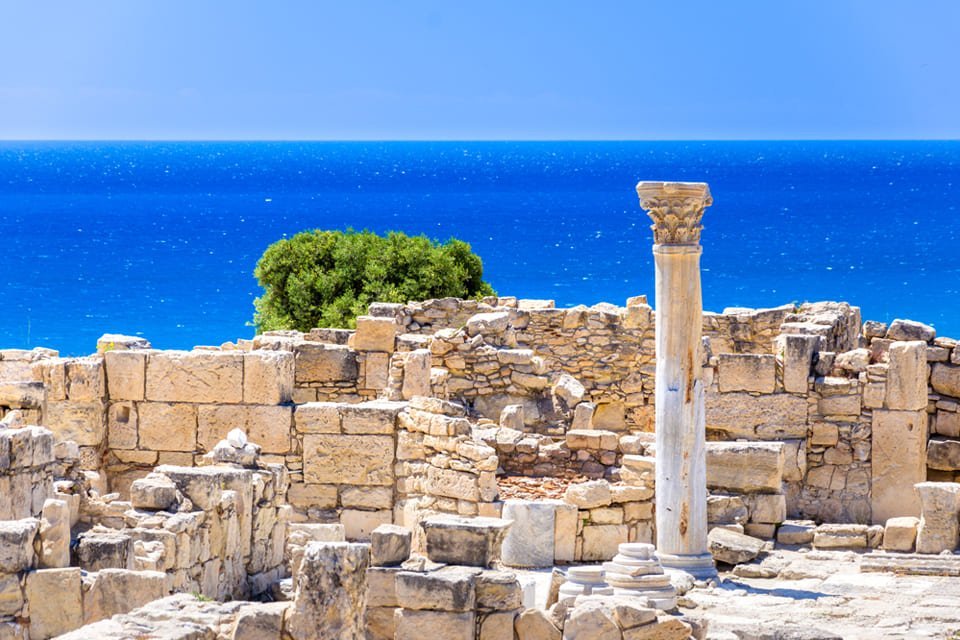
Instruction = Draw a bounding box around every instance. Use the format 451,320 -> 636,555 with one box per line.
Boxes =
0,141 -> 957,356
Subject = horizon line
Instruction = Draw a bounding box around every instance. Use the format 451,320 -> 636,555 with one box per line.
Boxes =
1,137 -> 959,143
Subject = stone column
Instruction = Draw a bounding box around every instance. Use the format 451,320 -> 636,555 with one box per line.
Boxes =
636,181 -> 717,580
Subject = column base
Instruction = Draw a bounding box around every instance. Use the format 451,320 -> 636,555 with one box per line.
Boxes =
657,552 -> 718,581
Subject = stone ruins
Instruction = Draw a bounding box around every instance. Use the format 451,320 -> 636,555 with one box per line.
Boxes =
0,180 -> 958,638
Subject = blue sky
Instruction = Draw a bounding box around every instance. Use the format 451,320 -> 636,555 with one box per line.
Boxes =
1,1 -> 957,140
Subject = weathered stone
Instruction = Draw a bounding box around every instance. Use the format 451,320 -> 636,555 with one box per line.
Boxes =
515,608 -> 561,640
467,311 -> 510,336
25,568 -> 82,639
0,519 -> 38,572
138,402 -> 197,452
231,602 -> 287,640
395,609 -> 475,640
0,573 -> 22,617
915,482 -> 960,554
717,354 -> 776,393
104,350 -> 147,401
745,493 -> 786,524
706,392 -> 808,439
43,401 -> 106,447
835,348 -> 871,373
478,610 -> 518,640
780,334 -> 819,394
83,569 -> 168,624
706,442 -> 784,494
340,509 -> 392,542
872,410 -> 927,523
396,566 -> 477,612
500,405 -> 525,430
776,520 -> 816,545
146,351 -> 242,403
76,530 -> 133,571
295,343 -> 358,384
341,400 -> 403,435
287,542 -> 369,640
707,527 -> 765,565
420,516 -> 511,567
883,516 -> 920,552
502,500 -> 556,568
563,599 -> 621,640
564,480 -> 612,509
243,350 -> 294,404
303,434 -> 394,486
581,524 -> 628,562
886,341 -> 928,411
371,524 -> 411,567
553,374 -> 586,410
295,402 -> 341,434
38,498 -> 70,568
931,363 -> 960,398
401,349 -> 432,399
475,570 -> 523,611
130,474 -> 179,511
622,617 -> 692,640
707,495 -> 747,525
886,319 -> 935,343
928,438 -> 960,471
354,316 -> 397,353
813,524 -> 868,549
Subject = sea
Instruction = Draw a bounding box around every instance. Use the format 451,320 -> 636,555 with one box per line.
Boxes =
0,141 -> 957,356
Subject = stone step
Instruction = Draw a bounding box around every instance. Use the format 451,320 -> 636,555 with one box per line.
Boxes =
861,551 -> 960,576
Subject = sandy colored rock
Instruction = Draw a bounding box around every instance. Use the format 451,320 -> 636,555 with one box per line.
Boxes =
708,527 -> 764,565
294,343 -> 358,383
243,350 -> 294,404
83,569 -> 168,624
717,354 -> 776,393
515,608 -> 561,640
38,498 -> 70,568
706,392 -> 808,439
420,516 -> 511,567
402,349 -> 431,399
25,567 -> 82,639
931,363 -> 960,398
354,316 -> 397,352
295,402 -> 341,433
138,402 -> 197,452
287,542 -> 369,640
581,524 -> 628,562
915,482 -> 960,554
564,479 -> 612,509
370,524 -> 411,566
302,434 -> 394,486
0,519 -> 38,572
883,516 -> 919,552
706,442 -> 784,494
871,409 -> 926,523
394,609 -> 475,640
146,350 -> 243,403
103,350 -> 146,401
43,401 -> 106,446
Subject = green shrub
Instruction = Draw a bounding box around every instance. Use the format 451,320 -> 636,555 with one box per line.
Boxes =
253,229 -> 495,332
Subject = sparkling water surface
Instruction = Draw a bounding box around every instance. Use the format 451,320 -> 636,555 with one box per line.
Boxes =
0,141 -> 957,356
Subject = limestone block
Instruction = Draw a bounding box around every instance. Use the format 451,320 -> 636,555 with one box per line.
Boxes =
928,438 -> 960,471
623,618 -> 692,640
572,402 -> 595,430
294,402 -> 341,434
103,350 -> 146,401
593,402 -> 625,431
0,573 -> 22,617
83,568 -> 168,624
420,516 -> 511,567
935,410 -> 960,438
915,482 -> 960,554
479,610 -> 518,640
717,354 -> 776,393
396,566 -> 478,612
0,519 -> 38,572
883,516 -> 920,552
708,527 -> 764,565
476,570 -> 523,610
745,493 -> 786,524
365,606 -> 396,640
706,495 -> 747,525
817,393 -> 861,417
231,602 -> 287,640
779,334 -> 819,394
706,392 -> 807,439
107,401 -> 138,450
287,542 -> 369,640
370,524 -> 411,566
931,363 -> 960,398
871,409 -> 927,523
76,530 -> 133,571
302,434 -> 394,486
146,351 -> 242,403
138,402 -> 197,452
243,350 -> 294,404
553,374 -> 586,411
813,524 -> 868,549
553,501 -> 578,563
25,567 -> 82,639
64,358 -> 105,401
581,524 -> 628,562
38,499 -> 70,568
402,350 -> 431,399
294,343 -> 358,384
563,599 -> 621,640
354,316 -> 397,353
885,341 -> 928,411
501,500 -> 556,568
97,334 -> 150,353
564,480 -> 612,509
424,466 -> 479,501
776,520 -> 816,545
341,400 -> 403,435
341,509 -> 392,542
340,486 -> 393,510
130,474 -> 179,511
366,567 -> 399,608
466,311 -> 510,336
809,422 -> 839,447
886,319 -> 935,342
43,401 -> 106,446
197,404 -> 291,454
500,405 -> 525,430
286,483 -> 337,510
395,609 -> 475,640
515,608 -> 561,640
706,442 -> 784,494
0,382 -> 43,409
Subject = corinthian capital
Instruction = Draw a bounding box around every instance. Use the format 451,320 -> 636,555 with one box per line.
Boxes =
635,181 -> 712,246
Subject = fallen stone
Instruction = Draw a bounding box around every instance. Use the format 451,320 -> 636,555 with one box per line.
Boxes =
420,516 -> 511,567
370,524 -> 412,567
708,527 -> 765,565
883,516 -> 920,552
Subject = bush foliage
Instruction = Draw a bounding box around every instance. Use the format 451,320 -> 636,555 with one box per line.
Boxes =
253,229 -> 495,331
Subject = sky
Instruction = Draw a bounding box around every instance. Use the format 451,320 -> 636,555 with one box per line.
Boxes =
0,1 -> 958,140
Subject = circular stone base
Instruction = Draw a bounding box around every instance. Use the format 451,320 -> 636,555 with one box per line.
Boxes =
657,552 -> 718,580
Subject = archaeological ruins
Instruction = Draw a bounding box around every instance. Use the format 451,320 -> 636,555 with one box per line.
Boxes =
2,181 -> 960,638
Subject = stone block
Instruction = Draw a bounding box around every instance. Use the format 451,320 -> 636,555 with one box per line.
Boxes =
809,422 -> 839,447
479,610 -> 518,640
365,606 -> 396,640
563,599 -> 620,640
717,354 -> 776,393
424,466 -> 479,501
354,316 -> 397,353
935,410 -> 960,438
146,351 -> 243,403
886,319 -> 935,342
515,608 -> 561,640
776,520 -> 816,545
107,401 -> 138,450
38,499 -> 70,568
706,391 -> 808,439
475,570 -> 523,610
302,434 -> 394,486
708,527 -> 764,565
83,568 -> 168,624
931,363 -> 960,398
707,495 -> 747,525
340,485 -> 393,510
130,474 -> 179,511
420,516 -> 511,567
0,573 -> 22,617
871,409 -> 927,523
581,524 -> 628,562
402,349 -> 431,399
813,524 -> 868,549
286,483 -> 337,510
371,524 -> 411,566
501,500 -> 556,568
197,404 -> 291,454
883,516 -> 920,552
394,609 -> 474,640
243,350 -> 294,404
341,400 -> 403,434
25,568 -> 82,638
885,341 -> 928,411
294,343 -> 358,384
0,519 -> 38,572
341,509 -> 392,542
706,442 -> 784,494
64,358 -> 105,401
564,479 -> 612,509
104,350 -> 146,401
363,351 -> 390,391
287,542 -> 369,640
779,334 -> 819,394
76,530 -> 133,571
396,566 -> 478,612
817,393 -> 861,417
295,402 -> 341,434
746,493 -> 787,524
928,438 -> 960,471
915,482 -> 960,554
0,381 -> 43,409
553,501 -> 578,563
593,402 -> 625,431
43,401 -> 106,447
366,566 -> 399,608
138,402 -> 197,452
231,602 -> 287,640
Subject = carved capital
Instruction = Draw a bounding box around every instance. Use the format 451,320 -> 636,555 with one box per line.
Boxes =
635,181 -> 712,245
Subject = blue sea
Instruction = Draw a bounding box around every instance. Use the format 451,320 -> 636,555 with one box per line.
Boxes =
0,141 -> 957,356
